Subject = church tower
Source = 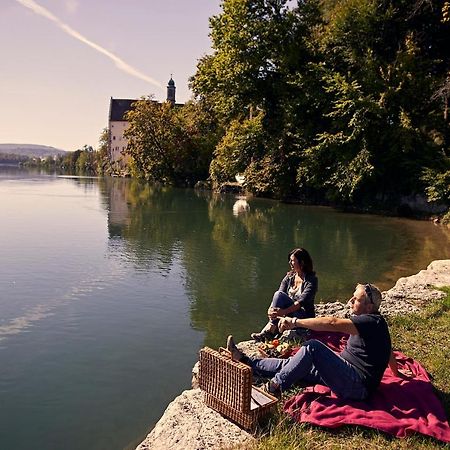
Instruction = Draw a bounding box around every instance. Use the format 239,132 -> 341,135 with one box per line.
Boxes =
167,75 -> 176,105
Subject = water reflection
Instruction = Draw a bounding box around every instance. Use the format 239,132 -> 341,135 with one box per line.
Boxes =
98,178 -> 450,346
232,198 -> 250,216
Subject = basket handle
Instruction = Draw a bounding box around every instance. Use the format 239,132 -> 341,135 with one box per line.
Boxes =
218,347 -> 232,358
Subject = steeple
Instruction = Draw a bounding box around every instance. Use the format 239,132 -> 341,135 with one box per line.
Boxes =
167,75 -> 176,105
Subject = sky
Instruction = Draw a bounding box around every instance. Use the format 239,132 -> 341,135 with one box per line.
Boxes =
0,0 -> 222,151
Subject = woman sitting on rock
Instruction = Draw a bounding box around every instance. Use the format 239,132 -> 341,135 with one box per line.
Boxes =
251,247 -> 318,341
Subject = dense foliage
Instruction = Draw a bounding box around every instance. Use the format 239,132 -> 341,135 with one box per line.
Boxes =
124,0 -> 449,212
124,98 -> 219,185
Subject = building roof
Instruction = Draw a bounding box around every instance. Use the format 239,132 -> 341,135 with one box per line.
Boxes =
109,97 -> 185,122
109,98 -> 137,121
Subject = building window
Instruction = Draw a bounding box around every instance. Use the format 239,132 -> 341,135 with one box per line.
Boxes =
113,136 -> 116,140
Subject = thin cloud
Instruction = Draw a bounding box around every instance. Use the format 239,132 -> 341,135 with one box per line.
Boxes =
16,0 -> 162,88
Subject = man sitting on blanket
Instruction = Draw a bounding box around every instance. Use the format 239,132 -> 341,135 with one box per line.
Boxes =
227,283 -> 401,400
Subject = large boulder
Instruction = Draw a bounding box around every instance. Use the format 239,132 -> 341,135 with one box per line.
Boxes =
135,388 -> 254,450
381,260 -> 449,315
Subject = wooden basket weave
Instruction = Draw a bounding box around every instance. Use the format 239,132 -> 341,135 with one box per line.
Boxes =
198,346 -> 278,429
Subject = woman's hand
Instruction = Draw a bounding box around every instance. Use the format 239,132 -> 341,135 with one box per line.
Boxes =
267,307 -> 278,319
268,307 -> 287,319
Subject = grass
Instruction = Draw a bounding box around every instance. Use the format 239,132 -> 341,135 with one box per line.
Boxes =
237,287 -> 450,450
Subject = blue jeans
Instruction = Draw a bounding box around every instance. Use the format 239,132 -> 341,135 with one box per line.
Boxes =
250,339 -> 368,400
269,290 -> 307,326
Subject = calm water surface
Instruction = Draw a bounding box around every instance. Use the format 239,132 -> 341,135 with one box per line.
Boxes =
1,167 -> 449,450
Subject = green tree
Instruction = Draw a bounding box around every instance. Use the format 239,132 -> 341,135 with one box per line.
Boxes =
191,0 -> 297,125
97,128 -> 110,174
298,0 -> 450,204
191,0 -> 450,206
124,97 -> 217,185
75,145 -> 95,173
422,167 -> 450,203
209,114 -> 266,187
191,0 -> 324,198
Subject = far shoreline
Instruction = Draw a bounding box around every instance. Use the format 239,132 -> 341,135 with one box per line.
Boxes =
1,164 -> 447,223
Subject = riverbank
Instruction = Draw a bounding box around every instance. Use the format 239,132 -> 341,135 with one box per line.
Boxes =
208,182 -> 450,223
135,260 -> 450,450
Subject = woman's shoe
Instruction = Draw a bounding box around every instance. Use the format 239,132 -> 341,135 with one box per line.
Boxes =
250,323 -> 277,342
250,330 -> 275,342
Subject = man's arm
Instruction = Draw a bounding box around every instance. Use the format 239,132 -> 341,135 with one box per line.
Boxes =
279,316 -> 359,335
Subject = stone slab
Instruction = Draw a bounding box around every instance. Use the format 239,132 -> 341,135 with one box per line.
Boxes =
136,389 -> 255,450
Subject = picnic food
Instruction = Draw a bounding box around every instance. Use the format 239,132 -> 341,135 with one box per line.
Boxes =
259,340 -> 292,358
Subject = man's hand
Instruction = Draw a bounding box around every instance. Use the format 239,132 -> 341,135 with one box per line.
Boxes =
278,317 -> 296,332
397,367 -> 414,379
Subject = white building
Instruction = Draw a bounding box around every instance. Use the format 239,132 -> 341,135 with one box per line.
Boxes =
108,77 -> 178,170
108,98 -> 135,168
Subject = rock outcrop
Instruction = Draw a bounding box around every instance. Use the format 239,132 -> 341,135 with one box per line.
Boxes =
136,389 -> 254,450
136,260 -> 450,450
382,260 -> 450,311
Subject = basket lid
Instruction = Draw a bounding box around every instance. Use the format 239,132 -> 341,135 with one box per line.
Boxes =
199,347 -> 253,413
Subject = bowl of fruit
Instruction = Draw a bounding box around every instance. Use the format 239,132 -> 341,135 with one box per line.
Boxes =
258,339 -> 293,358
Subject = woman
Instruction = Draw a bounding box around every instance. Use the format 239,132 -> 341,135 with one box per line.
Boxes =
251,247 -> 318,341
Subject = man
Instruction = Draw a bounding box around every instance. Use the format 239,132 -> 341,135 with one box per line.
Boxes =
227,283 -> 399,400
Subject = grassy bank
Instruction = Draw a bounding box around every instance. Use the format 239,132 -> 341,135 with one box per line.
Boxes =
242,287 -> 450,450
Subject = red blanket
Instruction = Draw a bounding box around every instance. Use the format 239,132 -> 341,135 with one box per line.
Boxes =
284,331 -> 450,443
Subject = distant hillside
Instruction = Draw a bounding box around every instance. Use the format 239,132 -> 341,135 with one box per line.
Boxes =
0,144 -> 68,158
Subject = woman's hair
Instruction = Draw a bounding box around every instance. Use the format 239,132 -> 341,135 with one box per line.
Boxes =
289,248 -> 314,274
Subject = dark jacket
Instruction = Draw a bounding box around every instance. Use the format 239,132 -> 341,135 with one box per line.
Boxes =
279,272 -> 318,318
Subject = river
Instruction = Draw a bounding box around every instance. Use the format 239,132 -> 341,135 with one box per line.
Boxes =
0,167 -> 449,450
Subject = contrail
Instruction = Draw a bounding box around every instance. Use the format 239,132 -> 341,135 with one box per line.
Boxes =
16,0 -> 162,88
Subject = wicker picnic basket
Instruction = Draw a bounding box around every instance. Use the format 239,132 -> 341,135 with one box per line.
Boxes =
198,346 -> 278,429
